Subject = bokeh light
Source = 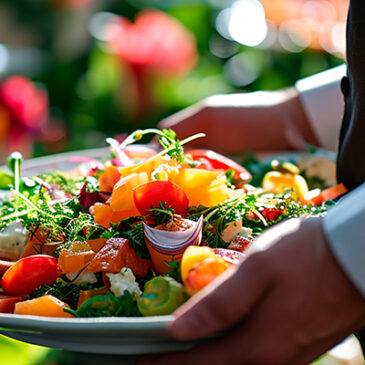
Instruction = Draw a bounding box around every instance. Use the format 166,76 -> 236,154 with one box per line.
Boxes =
217,0 -> 268,47
261,0 -> 347,56
216,0 -> 347,56
0,45 -> 8,74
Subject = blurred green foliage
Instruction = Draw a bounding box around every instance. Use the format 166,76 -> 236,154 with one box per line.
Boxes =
0,336 -> 48,365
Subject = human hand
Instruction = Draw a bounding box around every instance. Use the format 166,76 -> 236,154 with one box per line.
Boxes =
158,89 -> 318,155
137,217 -> 365,365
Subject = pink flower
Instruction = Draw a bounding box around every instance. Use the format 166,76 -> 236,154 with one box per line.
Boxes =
105,10 -> 198,76
0,76 -> 48,130
104,10 -> 198,118
0,76 -> 49,157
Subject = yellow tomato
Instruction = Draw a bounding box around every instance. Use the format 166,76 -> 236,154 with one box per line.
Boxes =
262,171 -> 309,200
180,246 -> 217,282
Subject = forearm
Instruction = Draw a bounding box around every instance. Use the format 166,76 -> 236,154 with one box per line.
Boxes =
161,88 -> 317,155
160,66 -> 346,155
205,88 -> 319,152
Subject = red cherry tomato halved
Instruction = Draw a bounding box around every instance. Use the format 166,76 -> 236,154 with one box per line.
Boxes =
188,149 -> 252,182
133,180 -> 189,216
1,255 -> 61,296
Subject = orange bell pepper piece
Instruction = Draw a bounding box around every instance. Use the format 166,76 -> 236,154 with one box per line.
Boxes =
58,250 -> 96,274
87,238 -> 107,253
92,203 -> 113,228
92,203 -> 140,229
14,295 -> 74,318
58,241 -> 96,274
110,172 -> 148,212
304,183 -> 348,206
99,166 -> 122,193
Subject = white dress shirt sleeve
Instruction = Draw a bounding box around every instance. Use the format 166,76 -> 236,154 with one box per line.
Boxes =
295,65 -> 347,152
322,183 -> 365,297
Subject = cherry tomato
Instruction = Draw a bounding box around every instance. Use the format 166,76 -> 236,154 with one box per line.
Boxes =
1,255 -> 61,296
0,295 -> 23,313
261,207 -> 282,222
133,180 -> 189,216
188,149 -> 252,182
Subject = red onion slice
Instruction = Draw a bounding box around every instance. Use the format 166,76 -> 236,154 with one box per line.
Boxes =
143,216 -> 203,252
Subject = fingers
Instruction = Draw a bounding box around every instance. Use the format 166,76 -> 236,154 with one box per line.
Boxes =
168,220 -> 304,342
169,252 -> 272,341
137,284 -> 293,365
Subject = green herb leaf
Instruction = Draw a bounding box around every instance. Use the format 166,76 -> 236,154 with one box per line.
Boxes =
149,202 -> 175,225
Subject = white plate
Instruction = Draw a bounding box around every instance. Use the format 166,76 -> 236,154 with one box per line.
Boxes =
0,147 -> 197,354
0,147 -> 335,354
0,314 -> 201,354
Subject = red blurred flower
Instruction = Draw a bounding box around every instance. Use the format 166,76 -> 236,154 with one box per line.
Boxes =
0,76 -> 49,158
104,10 -> 198,119
106,9 -> 198,77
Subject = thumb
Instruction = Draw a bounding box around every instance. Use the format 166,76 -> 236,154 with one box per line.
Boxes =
170,252 -> 271,341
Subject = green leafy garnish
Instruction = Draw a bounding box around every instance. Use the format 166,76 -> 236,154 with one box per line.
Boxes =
104,217 -> 150,259
32,274 -> 105,310
149,202 -> 175,225
165,257 -> 182,283
65,291 -> 141,318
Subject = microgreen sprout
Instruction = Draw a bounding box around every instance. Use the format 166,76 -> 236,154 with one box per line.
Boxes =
119,128 -> 206,166
7,152 -> 23,193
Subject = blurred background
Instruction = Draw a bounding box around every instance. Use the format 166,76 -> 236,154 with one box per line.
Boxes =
1,0 -> 360,364
0,0 -> 347,163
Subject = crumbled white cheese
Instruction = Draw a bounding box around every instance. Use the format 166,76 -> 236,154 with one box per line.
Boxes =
106,268 -> 142,298
239,226 -> 253,238
0,221 -> 27,260
222,219 -> 243,243
222,220 -> 253,243
66,271 -> 98,286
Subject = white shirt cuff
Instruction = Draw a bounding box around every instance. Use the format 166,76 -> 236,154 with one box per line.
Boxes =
295,65 -> 347,152
322,183 -> 365,297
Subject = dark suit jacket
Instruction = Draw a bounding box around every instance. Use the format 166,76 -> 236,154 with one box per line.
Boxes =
337,0 -> 365,353
337,0 -> 365,190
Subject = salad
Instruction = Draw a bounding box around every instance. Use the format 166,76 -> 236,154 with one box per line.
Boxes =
0,129 -> 346,318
